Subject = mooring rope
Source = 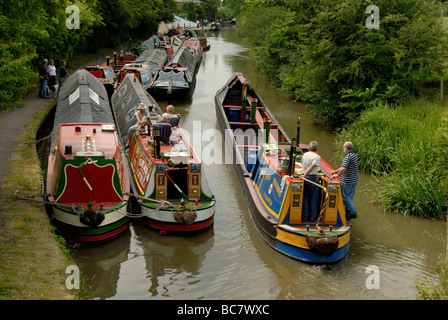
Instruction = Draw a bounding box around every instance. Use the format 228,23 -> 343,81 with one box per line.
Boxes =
23,132 -> 58,145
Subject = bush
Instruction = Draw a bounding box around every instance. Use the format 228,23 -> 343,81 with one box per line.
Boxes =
335,99 -> 448,219
416,262 -> 448,300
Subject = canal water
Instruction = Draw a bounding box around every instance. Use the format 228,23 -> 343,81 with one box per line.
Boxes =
72,26 -> 446,300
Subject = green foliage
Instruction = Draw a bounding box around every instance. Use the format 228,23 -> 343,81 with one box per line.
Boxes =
239,0 -> 448,127
335,99 -> 448,219
416,262 -> 448,300
222,0 -> 246,18
0,0 -> 175,111
177,0 -> 220,21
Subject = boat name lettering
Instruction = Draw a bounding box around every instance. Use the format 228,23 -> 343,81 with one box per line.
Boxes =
272,178 -> 281,195
262,192 -> 272,206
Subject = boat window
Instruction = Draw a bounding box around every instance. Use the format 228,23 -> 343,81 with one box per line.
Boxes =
69,87 -> 80,105
89,88 -> 100,105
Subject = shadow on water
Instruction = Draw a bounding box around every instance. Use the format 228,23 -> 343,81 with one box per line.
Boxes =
36,26 -> 447,300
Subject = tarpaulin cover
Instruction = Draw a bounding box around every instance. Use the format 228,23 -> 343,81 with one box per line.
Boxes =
51,70 -> 114,145
169,47 -> 196,82
111,73 -> 163,145
132,49 -> 168,77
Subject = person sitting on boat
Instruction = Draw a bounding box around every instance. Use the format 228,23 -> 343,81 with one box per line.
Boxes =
154,113 -> 172,144
301,141 -> 321,221
126,103 -> 149,147
157,104 -> 180,126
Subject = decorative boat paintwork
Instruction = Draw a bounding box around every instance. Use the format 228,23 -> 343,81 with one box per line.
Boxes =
111,74 -> 216,233
46,70 -> 130,244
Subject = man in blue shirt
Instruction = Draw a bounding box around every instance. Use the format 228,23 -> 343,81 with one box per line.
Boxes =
332,141 -> 359,220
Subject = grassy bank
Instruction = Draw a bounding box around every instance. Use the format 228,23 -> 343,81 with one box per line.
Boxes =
0,101 -> 76,299
335,97 -> 448,220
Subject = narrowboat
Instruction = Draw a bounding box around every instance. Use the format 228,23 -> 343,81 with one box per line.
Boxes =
83,64 -> 116,99
46,70 -> 131,244
115,49 -> 169,90
182,37 -> 203,65
115,63 -> 153,90
150,38 -> 202,101
128,35 -> 183,59
210,22 -> 221,31
111,74 -> 216,233
184,28 -> 210,51
109,49 -> 138,74
214,73 -> 350,263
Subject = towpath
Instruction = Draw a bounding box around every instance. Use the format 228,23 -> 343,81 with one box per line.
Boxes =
0,92 -> 55,194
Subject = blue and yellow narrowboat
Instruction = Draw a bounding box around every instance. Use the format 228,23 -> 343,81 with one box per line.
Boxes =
215,73 -> 350,263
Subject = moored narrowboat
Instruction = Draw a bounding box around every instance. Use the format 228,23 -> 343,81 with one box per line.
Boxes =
214,73 -> 350,263
111,74 -> 216,233
150,35 -> 203,101
83,64 -> 116,99
46,70 -> 131,244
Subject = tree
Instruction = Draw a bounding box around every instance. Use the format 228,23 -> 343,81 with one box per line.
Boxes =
239,0 -> 448,128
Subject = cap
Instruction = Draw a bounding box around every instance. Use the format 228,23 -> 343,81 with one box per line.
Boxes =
138,103 -> 146,110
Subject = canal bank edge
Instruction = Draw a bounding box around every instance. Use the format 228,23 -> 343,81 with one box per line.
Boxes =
0,43 -> 135,300
0,97 -> 75,300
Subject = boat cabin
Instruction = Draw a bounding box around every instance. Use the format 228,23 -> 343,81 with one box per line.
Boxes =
48,123 -> 126,209
115,64 -> 152,89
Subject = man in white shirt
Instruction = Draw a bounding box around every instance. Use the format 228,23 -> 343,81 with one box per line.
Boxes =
301,141 -> 321,221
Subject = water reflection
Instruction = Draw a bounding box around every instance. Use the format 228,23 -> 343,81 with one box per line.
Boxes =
70,26 -> 446,300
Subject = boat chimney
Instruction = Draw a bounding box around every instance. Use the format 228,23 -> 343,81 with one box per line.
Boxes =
106,56 -> 110,66
113,52 -> 118,66
154,128 -> 161,159
289,138 -> 297,176
296,117 -> 301,144
250,98 -> 257,124
64,145 -> 72,155
263,119 -> 270,144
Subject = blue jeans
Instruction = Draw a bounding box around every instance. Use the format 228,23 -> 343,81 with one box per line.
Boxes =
303,175 -> 319,221
341,182 -> 357,216
39,79 -> 48,97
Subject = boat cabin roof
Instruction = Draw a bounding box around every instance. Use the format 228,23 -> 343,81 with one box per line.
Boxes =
58,123 -> 119,161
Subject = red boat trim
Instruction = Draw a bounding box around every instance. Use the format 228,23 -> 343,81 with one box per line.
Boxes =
140,216 -> 214,232
58,223 -> 129,243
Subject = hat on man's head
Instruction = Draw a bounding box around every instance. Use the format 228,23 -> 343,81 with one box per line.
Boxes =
138,103 -> 146,110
